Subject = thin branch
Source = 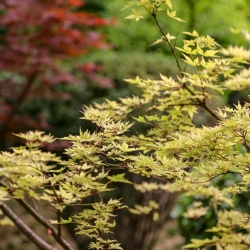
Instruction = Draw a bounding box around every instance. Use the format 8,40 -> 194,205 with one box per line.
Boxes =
199,102 -> 222,121
152,13 -> 183,75
151,13 -> 222,122
16,199 -> 74,250
0,181 -> 74,250
0,201 -> 58,250
52,184 -> 62,238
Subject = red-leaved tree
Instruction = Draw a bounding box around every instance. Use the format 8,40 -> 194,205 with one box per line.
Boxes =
0,0 -> 111,149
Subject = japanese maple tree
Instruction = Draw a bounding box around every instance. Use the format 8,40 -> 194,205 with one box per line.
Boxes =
2,1 -> 250,250
0,0 -> 110,149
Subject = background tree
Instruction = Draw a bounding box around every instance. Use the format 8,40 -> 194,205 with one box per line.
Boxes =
0,0 -> 111,150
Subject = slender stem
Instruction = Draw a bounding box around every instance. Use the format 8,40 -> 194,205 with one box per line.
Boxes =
0,201 -> 58,250
0,181 -> 74,250
152,13 -> 183,75
199,102 -> 222,121
151,13 -> 222,122
57,209 -> 62,237
17,199 -> 74,250
52,185 -> 62,238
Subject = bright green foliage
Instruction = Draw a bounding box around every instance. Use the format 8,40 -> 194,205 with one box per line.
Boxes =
1,0 -> 250,249
0,121 -> 134,249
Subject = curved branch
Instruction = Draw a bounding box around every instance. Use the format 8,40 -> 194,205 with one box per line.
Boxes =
16,199 -> 74,250
0,201 -> 58,250
0,181 -> 74,250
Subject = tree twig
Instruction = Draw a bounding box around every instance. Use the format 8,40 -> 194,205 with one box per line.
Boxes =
151,13 -> 222,122
16,199 -> 74,250
0,180 -> 74,250
52,184 -> 62,238
0,201 -> 58,250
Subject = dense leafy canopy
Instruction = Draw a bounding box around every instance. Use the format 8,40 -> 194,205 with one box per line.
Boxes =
1,0 -> 250,249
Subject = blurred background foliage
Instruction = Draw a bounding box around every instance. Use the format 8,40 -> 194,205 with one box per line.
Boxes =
1,0 -> 250,249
